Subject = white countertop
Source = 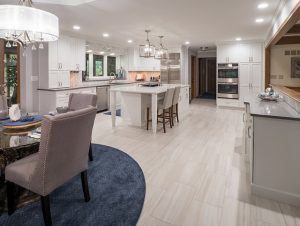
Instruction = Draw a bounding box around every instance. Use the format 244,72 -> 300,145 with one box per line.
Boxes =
110,84 -> 189,94
244,96 -> 300,121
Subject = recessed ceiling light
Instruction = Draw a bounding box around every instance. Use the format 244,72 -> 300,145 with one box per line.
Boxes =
185,41 -> 190,45
128,40 -> 133,43
86,49 -> 92,53
110,53 -> 115,56
103,33 -> 109,37
256,18 -> 264,23
236,37 -> 242,41
258,3 -> 269,9
73,25 -> 80,30
99,51 -> 105,55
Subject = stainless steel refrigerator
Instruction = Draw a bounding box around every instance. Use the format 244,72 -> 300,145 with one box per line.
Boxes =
160,53 -> 181,84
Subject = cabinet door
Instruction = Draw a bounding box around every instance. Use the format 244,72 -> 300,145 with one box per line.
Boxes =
239,63 -> 251,87
76,39 -> 86,71
238,44 -> 251,63
217,45 -> 230,63
251,63 -> 262,91
58,37 -> 71,71
60,71 -> 70,88
48,41 -> 58,70
49,71 -> 59,88
228,44 -> 240,63
251,43 -> 262,63
239,86 -> 250,107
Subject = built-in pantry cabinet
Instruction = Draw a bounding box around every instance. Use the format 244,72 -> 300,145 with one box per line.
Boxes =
217,42 -> 263,107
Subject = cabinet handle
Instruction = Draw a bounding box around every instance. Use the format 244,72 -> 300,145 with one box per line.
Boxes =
248,126 -> 251,138
243,113 -> 245,122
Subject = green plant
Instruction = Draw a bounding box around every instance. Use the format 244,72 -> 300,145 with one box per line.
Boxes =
6,67 -> 17,89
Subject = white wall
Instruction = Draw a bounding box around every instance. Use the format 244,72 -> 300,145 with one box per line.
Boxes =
271,44 -> 300,86
197,51 -> 217,58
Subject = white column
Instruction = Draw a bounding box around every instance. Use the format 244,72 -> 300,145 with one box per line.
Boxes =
110,90 -> 117,128
151,93 -> 158,134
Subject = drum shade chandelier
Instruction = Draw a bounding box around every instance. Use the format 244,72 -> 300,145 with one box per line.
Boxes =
0,0 -> 59,50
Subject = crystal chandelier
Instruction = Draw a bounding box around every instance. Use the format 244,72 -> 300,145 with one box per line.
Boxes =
139,30 -> 155,58
0,0 -> 59,50
154,36 -> 168,59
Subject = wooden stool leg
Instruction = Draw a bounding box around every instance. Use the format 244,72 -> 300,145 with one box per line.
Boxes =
146,108 -> 149,130
169,107 -> 172,128
81,170 -> 90,202
176,104 -> 179,123
163,109 -> 166,133
88,142 -> 93,161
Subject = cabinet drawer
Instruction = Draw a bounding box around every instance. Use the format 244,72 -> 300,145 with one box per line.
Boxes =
217,98 -> 239,107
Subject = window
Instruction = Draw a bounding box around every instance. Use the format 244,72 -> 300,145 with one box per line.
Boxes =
93,55 -> 104,77
107,56 -> 116,75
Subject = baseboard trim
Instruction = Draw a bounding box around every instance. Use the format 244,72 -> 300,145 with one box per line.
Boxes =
251,183 -> 300,207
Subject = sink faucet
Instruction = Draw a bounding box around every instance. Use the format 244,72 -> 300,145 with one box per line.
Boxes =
109,72 -> 116,83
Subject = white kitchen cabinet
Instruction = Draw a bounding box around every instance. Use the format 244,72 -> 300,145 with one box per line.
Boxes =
127,47 -> 160,71
48,36 -> 86,71
48,71 -> 70,89
239,63 -> 262,106
244,103 -> 253,181
178,86 -> 190,116
217,43 -> 262,63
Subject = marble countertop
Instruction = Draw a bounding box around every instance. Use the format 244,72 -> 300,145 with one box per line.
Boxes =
110,84 -> 189,94
38,81 -> 138,92
244,96 -> 300,121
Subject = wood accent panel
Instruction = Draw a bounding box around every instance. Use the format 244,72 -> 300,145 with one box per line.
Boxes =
207,58 -> 216,94
276,35 -> 300,45
287,24 -> 300,34
191,56 -> 196,98
267,2 -> 300,47
265,47 -> 271,89
273,85 -> 300,103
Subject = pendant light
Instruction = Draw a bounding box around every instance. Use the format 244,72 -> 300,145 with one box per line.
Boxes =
139,30 -> 155,58
154,36 -> 168,59
0,0 -> 59,49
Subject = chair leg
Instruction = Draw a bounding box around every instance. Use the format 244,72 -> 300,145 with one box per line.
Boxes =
89,143 -> 93,161
81,170 -> 90,202
41,195 -> 52,226
146,108 -> 149,130
176,104 -> 179,123
169,108 -> 172,128
162,109 -> 166,133
7,181 -> 16,215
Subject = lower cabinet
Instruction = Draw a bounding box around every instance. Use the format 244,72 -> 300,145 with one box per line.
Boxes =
244,103 -> 253,182
49,71 -> 70,89
39,87 -> 96,114
178,86 -> 190,116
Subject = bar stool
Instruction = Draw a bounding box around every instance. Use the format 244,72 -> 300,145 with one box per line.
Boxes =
171,87 -> 181,126
147,88 -> 175,133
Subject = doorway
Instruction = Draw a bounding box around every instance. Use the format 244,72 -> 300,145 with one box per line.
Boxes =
0,40 -> 21,106
191,55 -> 197,98
198,58 -> 216,99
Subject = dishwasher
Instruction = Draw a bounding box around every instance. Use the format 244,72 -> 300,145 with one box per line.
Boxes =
96,86 -> 109,111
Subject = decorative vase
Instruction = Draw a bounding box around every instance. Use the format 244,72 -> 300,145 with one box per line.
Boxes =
9,104 -> 21,121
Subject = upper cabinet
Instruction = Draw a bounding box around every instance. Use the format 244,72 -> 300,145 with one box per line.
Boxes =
217,43 -> 262,63
127,47 -> 160,71
48,36 -> 86,71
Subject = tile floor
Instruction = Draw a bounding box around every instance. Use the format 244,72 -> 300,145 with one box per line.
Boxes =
92,99 -> 300,226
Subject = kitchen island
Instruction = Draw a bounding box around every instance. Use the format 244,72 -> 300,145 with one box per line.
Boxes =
110,84 -> 190,134
244,96 -> 300,206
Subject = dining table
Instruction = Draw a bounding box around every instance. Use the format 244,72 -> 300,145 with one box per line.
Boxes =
0,122 -> 41,213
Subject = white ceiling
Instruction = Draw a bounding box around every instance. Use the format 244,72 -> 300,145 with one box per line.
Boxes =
1,0 -> 283,48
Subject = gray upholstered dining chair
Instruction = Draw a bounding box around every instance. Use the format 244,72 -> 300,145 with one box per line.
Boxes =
0,95 -> 8,119
5,106 -> 97,226
68,93 -> 97,161
171,87 -> 181,126
147,88 -> 175,133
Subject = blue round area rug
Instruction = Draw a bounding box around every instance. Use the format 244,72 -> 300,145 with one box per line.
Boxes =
0,144 -> 146,226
